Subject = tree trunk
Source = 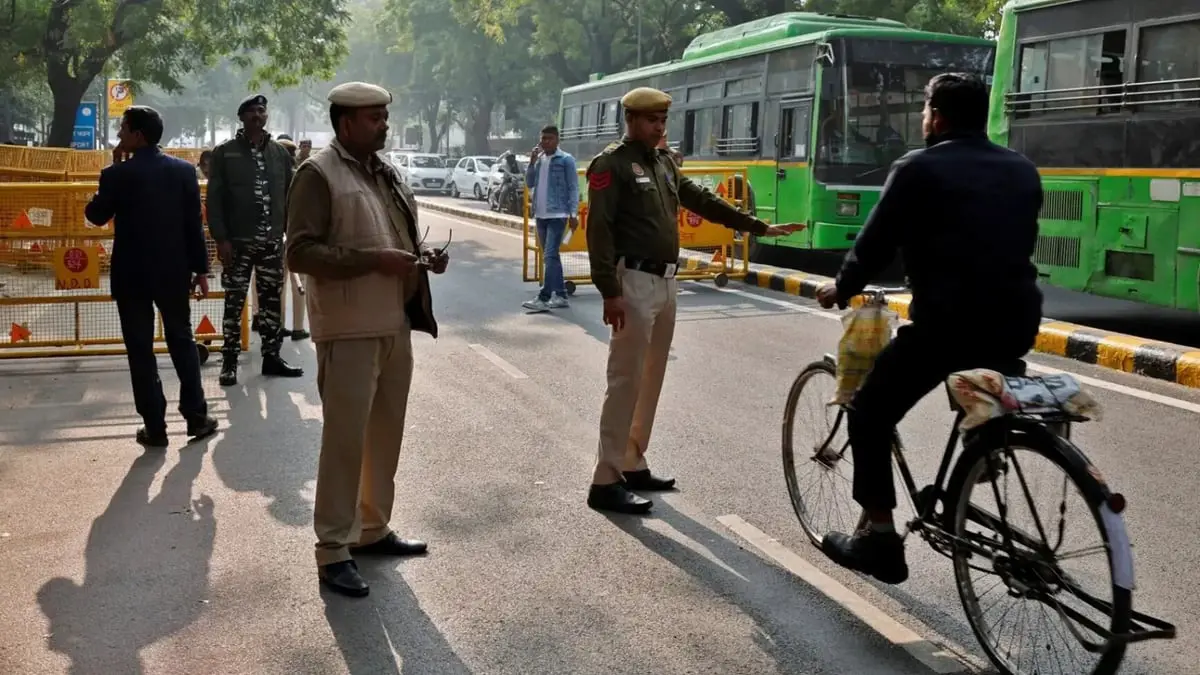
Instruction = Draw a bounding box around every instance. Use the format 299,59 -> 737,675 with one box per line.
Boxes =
466,101 -> 493,155
46,69 -> 89,148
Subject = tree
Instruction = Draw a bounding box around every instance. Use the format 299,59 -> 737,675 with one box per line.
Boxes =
17,0 -> 351,147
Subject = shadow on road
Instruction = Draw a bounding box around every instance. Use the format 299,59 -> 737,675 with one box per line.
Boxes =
603,498 -> 929,675
322,561 -> 472,675
211,377 -> 321,527
37,445 -> 216,674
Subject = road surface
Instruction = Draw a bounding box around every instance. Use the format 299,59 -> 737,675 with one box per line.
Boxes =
427,194 -> 1200,349
0,207 -> 1195,674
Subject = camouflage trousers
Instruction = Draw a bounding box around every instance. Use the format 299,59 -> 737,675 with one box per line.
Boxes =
221,237 -> 284,360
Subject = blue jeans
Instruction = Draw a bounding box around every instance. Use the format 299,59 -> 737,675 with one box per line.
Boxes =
536,218 -> 567,301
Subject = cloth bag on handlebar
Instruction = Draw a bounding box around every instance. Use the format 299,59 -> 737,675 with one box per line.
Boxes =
833,302 -> 895,405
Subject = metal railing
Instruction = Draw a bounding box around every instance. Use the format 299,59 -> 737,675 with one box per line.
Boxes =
1006,77 -> 1200,115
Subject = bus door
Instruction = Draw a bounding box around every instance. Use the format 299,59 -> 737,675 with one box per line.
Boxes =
775,97 -> 813,246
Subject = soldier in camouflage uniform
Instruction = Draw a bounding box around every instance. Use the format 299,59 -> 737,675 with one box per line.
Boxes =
206,94 -> 304,386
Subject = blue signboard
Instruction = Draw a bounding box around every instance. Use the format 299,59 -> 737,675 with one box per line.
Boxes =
72,102 -> 98,150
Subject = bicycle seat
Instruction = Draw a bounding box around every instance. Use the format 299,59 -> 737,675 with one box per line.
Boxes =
944,368 -> 1102,431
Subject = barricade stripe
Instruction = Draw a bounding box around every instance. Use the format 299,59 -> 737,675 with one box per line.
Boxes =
423,200 -> 1200,390
1178,352 -> 1200,388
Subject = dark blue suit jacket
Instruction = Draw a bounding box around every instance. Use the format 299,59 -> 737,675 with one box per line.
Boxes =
85,147 -> 209,299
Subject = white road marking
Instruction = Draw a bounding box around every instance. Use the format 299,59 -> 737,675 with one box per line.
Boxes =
704,285 -> 1200,415
423,208 -> 523,240
432,207 -> 1200,414
468,343 -> 529,379
717,514 -> 972,674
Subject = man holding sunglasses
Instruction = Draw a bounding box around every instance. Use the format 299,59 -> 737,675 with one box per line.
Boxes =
286,81 -> 449,598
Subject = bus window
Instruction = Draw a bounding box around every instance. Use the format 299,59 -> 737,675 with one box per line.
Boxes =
685,108 -> 719,156
814,38 -> 995,186
1016,30 -> 1126,115
719,102 -> 759,155
779,106 -> 811,160
1137,19 -> 1200,109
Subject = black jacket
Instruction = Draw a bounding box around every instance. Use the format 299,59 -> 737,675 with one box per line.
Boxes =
85,147 -> 208,299
834,131 -> 1043,335
205,132 -> 293,243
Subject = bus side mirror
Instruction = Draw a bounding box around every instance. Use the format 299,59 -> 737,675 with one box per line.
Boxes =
817,42 -> 835,66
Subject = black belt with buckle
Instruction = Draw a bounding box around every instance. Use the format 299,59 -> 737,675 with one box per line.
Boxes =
621,257 -> 678,278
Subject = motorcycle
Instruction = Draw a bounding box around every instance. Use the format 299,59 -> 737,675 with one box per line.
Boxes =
489,171 -> 524,216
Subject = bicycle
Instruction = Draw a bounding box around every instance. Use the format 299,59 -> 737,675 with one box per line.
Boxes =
782,286 -> 1176,675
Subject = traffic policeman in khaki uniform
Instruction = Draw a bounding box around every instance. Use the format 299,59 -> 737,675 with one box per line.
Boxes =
585,87 -> 803,514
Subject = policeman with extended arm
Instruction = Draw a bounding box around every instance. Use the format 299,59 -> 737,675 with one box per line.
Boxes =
585,87 -> 803,514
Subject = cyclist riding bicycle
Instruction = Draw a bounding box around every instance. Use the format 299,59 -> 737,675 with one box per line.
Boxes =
814,73 -> 1045,585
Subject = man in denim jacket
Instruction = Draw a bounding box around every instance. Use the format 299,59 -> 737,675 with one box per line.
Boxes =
523,125 -> 579,312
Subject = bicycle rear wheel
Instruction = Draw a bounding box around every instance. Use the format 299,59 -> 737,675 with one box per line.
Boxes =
782,359 -> 865,546
947,425 -> 1132,675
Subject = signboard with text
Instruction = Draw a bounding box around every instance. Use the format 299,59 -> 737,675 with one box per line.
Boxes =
72,102 -> 98,150
53,246 -> 101,291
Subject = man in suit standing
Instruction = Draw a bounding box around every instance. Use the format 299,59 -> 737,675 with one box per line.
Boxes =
85,106 -> 219,448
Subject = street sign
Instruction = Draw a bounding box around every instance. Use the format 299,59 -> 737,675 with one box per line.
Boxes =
106,79 -> 133,117
72,102 -> 98,150
53,246 -> 101,291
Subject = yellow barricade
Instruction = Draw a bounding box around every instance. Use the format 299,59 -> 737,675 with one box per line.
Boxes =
0,182 -> 249,359
0,145 -> 206,184
521,166 -> 751,295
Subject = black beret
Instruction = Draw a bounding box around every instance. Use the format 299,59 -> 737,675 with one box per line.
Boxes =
237,94 -> 268,116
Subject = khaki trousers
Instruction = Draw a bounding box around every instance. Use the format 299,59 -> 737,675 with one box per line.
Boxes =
312,330 -> 414,566
592,267 -> 678,485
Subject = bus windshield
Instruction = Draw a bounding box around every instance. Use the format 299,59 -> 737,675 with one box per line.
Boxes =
815,39 -> 995,186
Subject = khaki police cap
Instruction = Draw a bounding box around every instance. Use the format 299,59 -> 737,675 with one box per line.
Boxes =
277,138 -> 296,150
327,82 -> 393,108
621,87 -> 672,113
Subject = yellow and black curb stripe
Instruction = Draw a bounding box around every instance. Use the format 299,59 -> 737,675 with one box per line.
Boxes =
680,252 -> 1200,390
422,200 -> 1200,390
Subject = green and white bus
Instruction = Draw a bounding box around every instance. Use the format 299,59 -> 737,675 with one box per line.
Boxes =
556,12 -> 994,261
989,0 -> 1200,312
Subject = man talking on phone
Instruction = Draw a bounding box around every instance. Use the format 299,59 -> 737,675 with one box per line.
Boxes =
86,106 -> 219,448
523,125 -> 579,312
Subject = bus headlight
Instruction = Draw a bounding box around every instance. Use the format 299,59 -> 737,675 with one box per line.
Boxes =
836,201 -> 859,217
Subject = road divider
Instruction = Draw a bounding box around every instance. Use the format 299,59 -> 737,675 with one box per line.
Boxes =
416,198 -> 1200,390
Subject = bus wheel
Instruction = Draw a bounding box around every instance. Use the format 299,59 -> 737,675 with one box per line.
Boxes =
565,281 -> 577,296
714,273 -> 729,288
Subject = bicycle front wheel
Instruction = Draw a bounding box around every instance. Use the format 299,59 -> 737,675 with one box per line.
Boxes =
947,426 -> 1132,675
782,359 -> 864,546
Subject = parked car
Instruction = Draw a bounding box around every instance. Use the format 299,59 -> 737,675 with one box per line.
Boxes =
448,156 -> 497,200
390,152 -> 451,194
484,158 -> 529,202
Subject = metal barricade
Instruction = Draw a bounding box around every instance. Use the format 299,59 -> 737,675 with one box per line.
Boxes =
521,166 -> 751,294
0,182 -> 249,359
0,145 -> 205,183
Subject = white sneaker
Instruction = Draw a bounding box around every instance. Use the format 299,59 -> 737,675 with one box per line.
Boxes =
522,298 -> 551,312
547,296 -> 569,309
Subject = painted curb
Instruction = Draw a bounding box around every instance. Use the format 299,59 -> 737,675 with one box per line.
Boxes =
418,198 -> 1200,390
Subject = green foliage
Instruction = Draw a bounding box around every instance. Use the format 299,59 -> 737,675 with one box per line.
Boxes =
17,0 -> 351,146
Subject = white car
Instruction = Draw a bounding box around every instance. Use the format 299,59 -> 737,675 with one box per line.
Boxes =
390,152 -> 451,194
449,155 -> 497,200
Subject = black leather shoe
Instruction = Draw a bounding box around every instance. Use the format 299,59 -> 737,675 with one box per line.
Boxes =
219,360 -> 237,387
821,527 -> 909,585
136,427 -> 168,449
291,329 -> 310,341
187,416 -> 219,441
587,483 -> 652,514
318,560 -> 369,598
622,469 -> 677,491
262,356 -> 303,378
279,327 -> 293,338
350,532 -> 428,556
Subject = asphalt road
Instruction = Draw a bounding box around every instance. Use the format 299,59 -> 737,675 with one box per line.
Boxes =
430,195 -> 1200,349
0,207 -> 1196,674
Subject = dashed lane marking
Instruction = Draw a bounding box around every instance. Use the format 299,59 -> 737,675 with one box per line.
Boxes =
468,343 -> 529,379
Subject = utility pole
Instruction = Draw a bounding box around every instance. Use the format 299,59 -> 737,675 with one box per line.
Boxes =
636,0 -> 643,68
